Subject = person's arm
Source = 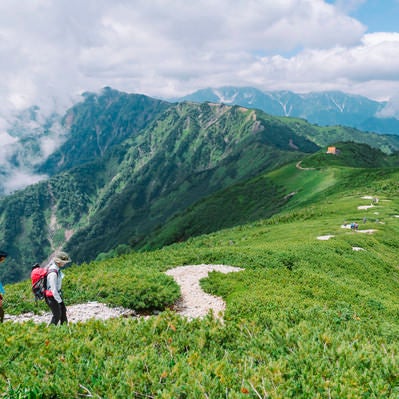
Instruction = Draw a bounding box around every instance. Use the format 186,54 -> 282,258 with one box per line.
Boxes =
0,282 -> 4,306
47,271 -> 62,303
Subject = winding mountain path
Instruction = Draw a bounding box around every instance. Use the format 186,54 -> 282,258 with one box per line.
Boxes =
165,264 -> 243,319
5,264 -> 243,324
296,160 -> 315,170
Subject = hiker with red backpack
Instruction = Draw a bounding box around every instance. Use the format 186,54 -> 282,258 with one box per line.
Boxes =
44,251 -> 71,325
0,250 -> 8,322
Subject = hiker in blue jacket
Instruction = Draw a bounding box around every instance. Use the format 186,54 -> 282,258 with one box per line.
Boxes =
0,250 -> 8,323
45,251 -> 71,325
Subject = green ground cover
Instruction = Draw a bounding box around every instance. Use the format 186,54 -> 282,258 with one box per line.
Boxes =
1,164 -> 399,398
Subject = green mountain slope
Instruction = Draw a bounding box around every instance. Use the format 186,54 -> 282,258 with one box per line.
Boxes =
300,141 -> 399,169
140,141 -> 399,249
66,102 -> 318,262
2,89 -> 399,284
140,173 -> 289,249
37,87 -> 171,175
273,115 -> 399,154
2,162 -> 399,397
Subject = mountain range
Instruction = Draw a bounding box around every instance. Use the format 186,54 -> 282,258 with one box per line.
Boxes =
1,86 -> 398,197
1,87 -> 399,284
176,86 -> 399,135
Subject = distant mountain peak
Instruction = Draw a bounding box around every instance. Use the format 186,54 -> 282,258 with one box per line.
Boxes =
176,86 -> 397,135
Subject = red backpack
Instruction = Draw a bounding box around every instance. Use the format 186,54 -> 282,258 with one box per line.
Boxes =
31,265 -> 57,300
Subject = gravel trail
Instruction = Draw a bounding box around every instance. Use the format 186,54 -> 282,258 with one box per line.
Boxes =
165,264 -> 243,319
5,264 -> 243,324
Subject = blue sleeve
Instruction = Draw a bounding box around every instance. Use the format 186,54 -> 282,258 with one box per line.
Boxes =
0,282 -> 5,295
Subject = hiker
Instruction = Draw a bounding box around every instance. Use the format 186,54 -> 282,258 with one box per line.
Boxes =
45,251 -> 71,325
0,250 -> 8,323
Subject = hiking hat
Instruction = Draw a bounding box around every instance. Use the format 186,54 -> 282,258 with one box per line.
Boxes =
54,251 -> 71,265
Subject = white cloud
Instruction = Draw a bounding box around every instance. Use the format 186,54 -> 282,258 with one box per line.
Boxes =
39,122 -> 68,159
237,32 -> 399,101
378,95 -> 399,118
0,107 -> 66,194
0,0 -> 369,106
0,116 -> 18,166
3,170 -> 48,194
334,0 -> 367,13
0,132 -> 18,165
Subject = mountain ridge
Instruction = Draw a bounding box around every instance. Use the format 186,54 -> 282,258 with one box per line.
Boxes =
176,86 -> 399,135
1,86 -> 398,195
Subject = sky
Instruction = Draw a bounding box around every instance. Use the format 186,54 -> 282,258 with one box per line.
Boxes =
0,0 -> 399,192
1,0 -> 398,111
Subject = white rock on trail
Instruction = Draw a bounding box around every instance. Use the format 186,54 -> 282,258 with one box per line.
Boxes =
5,301 -> 133,324
358,205 -> 374,210
317,235 -> 335,240
5,264 -> 244,324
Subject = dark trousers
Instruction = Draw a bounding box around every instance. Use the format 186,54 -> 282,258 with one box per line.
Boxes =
45,296 -> 68,325
0,306 -> 3,323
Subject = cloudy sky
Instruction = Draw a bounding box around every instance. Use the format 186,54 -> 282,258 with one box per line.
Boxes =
0,0 -> 398,192
1,0 -> 398,114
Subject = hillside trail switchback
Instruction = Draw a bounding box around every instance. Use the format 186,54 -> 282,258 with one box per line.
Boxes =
6,264 -> 243,324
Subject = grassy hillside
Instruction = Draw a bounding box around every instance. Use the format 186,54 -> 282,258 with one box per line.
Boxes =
275,115 -> 399,154
63,102 -> 317,263
1,161 -> 399,397
140,142 -> 397,250
300,141 -> 399,169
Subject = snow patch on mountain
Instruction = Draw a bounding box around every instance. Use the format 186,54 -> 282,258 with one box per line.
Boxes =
213,88 -> 239,104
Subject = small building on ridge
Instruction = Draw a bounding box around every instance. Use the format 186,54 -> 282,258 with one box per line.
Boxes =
326,146 -> 338,155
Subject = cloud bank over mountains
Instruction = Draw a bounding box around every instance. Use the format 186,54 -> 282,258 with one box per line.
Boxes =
0,109 -> 66,194
1,0 -> 398,108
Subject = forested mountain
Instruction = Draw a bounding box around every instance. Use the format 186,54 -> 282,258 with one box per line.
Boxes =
1,88 -> 399,284
177,87 -> 399,135
37,87 -> 171,176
